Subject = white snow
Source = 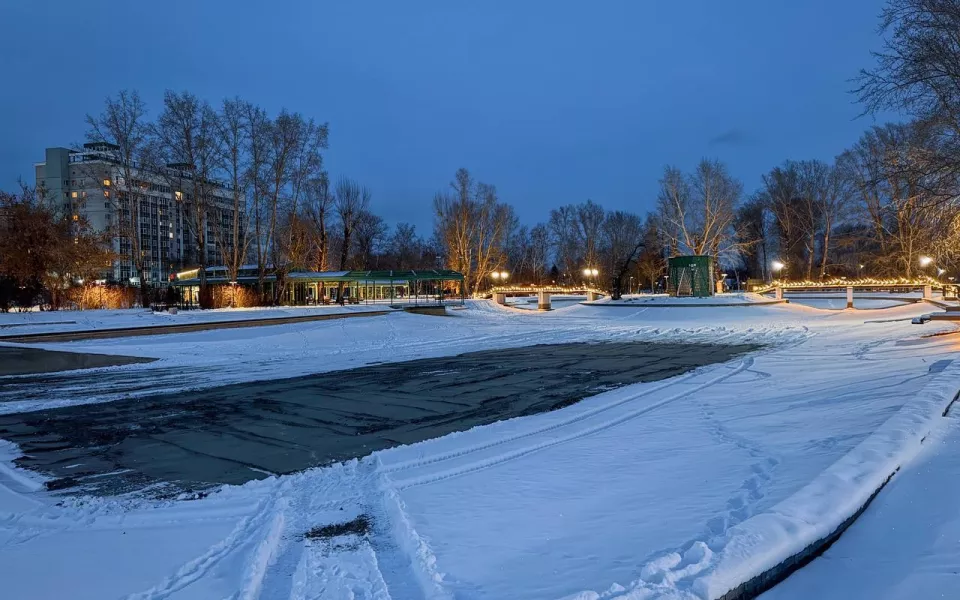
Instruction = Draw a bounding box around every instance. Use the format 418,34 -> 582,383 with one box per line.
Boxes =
0,304 -> 394,337
762,406 -> 960,599
1,299 -> 958,599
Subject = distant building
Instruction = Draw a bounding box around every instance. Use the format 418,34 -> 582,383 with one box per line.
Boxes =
35,144 -> 239,285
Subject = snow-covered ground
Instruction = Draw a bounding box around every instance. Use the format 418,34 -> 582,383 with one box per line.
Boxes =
1,300 -> 958,599
0,304 -> 393,337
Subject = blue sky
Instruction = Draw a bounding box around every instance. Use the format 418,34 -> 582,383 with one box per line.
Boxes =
1,0 -> 894,232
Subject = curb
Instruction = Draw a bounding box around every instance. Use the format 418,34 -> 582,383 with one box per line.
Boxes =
714,467 -> 900,600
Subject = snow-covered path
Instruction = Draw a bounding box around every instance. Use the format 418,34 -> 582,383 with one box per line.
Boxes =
0,301 -> 957,599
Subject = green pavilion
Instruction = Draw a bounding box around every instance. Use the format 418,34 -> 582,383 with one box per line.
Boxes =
173,266 -> 466,307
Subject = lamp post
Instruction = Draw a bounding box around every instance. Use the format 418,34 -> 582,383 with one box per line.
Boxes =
490,271 -> 509,285
772,260 -> 785,282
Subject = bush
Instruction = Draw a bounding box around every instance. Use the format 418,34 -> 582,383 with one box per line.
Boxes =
198,286 -> 214,309
65,284 -> 138,310
211,285 -> 259,308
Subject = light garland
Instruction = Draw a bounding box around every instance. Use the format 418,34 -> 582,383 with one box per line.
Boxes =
770,276 -> 950,288
490,285 -> 605,294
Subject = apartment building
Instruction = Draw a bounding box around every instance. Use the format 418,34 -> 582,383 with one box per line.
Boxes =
35,144 -> 239,285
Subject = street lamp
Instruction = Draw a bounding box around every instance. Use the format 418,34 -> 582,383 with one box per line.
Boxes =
582,267 -> 598,278
920,256 -> 934,268
771,261 -> 785,281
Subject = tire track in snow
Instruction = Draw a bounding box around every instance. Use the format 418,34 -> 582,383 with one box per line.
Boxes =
389,357 -> 754,490
122,493 -> 282,600
379,329 -> 805,481
381,363 -> 721,476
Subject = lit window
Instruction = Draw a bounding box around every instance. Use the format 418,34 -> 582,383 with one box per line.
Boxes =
103,179 -> 111,187
73,214 -> 78,221
104,190 -> 110,197
71,191 -> 78,198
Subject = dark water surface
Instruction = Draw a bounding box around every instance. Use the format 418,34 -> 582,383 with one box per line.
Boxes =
0,342 -> 755,495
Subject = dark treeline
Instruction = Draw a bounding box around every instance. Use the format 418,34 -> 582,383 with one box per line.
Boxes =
3,0 -> 959,310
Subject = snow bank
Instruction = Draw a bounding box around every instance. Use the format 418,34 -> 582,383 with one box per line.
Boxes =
691,358 -> 960,599
0,440 -> 46,493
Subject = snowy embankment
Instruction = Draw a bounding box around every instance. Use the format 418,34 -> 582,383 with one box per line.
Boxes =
692,358 -> 960,599
0,300 -> 958,599
764,405 -> 960,599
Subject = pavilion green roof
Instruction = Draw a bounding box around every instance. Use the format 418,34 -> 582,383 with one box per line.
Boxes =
174,269 -> 463,286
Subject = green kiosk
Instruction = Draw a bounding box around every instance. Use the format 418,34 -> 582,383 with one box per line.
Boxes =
667,255 -> 715,298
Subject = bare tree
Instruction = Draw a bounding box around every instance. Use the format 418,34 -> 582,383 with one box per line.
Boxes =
154,91 -> 223,307
795,160 -> 828,280
636,215 -> 667,292
548,204 -> 580,282
85,90 -> 152,306
214,97 -> 253,286
857,0 -> 960,172
433,168 -> 516,293
762,163 -> 805,279
601,210 -> 644,299
389,222 -> 423,270
335,178 -> 370,270
243,103 -> 272,298
734,195 -> 770,280
818,162 -> 855,278
838,122 -> 952,277
529,224 -> 551,285
657,159 -> 743,264
351,210 -> 388,268
306,173 -> 334,272
576,200 -> 606,269
262,111 -> 328,302
472,182 -> 517,288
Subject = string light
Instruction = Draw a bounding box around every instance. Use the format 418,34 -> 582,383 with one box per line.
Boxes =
491,285 -> 604,294
769,276 -> 946,289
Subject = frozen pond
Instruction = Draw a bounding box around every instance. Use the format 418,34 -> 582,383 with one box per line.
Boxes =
0,341 -> 754,495
784,295 -> 919,310
506,294 -> 585,310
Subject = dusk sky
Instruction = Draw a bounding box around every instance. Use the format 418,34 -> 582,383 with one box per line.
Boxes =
1,0 -> 896,232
